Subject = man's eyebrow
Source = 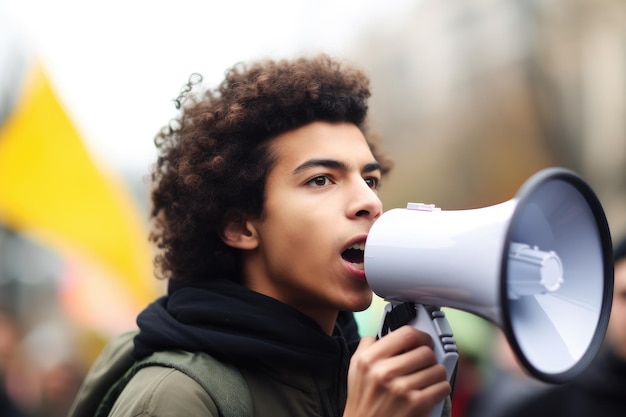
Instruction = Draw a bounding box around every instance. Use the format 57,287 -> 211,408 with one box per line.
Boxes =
362,162 -> 381,174
293,159 -> 381,174
293,159 -> 347,174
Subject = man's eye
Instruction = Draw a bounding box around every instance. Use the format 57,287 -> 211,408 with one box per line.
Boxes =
307,175 -> 332,187
364,177 -> 380,189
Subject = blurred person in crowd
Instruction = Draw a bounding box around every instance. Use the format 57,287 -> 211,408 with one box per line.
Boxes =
3,320 -> 87,417
32,362 -> 84,417
69,54 -> 452,417
0,308 -> 26,417
495,234 -> 626,417
465,331 -> 547,417
448,351 -> 483,417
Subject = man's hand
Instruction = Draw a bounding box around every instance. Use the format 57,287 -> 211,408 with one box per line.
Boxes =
343,325 -> 451,417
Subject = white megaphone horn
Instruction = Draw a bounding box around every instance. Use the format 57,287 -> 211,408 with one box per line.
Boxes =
364,167 -> 614,417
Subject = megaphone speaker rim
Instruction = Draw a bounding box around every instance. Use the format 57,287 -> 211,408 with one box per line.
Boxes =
500,167 -> 614,384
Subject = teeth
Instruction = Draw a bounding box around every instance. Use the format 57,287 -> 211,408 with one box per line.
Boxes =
343,242 -> 365,269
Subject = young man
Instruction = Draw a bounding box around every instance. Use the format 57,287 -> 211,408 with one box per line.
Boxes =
71,54 -> 451,417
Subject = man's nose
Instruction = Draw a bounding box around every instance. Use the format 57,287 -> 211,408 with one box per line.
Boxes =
349,181 -> 383,220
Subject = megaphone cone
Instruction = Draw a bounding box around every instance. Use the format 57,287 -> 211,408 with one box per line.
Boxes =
364,168 -> 613,416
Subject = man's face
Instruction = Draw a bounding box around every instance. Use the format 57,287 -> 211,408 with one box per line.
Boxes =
243,121 -> 383,331
607,258 -> 626,359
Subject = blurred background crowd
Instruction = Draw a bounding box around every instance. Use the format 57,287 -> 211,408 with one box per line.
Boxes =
1,0 -> 626,416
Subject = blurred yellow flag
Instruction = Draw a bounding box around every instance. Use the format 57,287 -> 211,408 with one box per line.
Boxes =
0,64 -> 158,312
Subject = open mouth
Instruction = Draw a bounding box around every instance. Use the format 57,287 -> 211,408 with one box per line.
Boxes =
341,242 -> 365,270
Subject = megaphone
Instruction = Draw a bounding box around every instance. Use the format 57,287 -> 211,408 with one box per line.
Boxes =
364,167 -> 613,417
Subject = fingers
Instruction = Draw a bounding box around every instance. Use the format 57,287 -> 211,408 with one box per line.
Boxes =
345,326 -> 451,417
383,344 -> 441,384
351,326 -> 435,383
401,378 -> 452,417
390,361 -> 450,395
353,344 -> 445,394
355,325 -> 435,364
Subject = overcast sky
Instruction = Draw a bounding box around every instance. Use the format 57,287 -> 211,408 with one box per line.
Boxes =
3,0 -> 416,179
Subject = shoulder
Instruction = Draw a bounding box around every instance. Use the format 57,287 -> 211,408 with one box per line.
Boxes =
108,366 -> 220,417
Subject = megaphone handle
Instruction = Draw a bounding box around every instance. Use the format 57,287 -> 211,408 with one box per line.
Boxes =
378,302 -> 459,417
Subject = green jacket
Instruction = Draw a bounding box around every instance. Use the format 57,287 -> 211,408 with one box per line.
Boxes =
73,342 -> 451,417
70,330 -> 347,417
108,359 -> 344,417
71,332 -> 452,417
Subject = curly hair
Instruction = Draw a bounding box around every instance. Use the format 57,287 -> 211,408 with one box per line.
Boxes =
149,54 -> 392,282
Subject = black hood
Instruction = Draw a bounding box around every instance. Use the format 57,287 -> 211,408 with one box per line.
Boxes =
133,279 -> 360,376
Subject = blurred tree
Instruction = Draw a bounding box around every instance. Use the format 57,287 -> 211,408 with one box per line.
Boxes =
349,0 -> 626,235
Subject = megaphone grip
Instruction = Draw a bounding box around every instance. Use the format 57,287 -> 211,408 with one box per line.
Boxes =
431,310 -> 454,337
378,302 -> 417,337
378,302 -> 459,417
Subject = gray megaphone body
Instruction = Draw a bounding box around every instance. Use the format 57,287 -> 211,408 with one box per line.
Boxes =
364,167 -> 614,417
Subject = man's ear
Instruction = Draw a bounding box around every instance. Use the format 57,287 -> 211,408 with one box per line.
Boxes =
221,212 -> 259,250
